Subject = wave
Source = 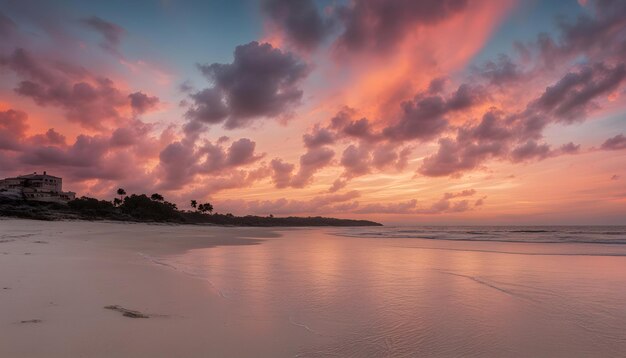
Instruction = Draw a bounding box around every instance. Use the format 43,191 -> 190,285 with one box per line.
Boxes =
334,226 -> 626,245
393,244 -> 626,257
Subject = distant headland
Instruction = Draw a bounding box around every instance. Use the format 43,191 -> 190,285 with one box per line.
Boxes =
0,172 -> 381,227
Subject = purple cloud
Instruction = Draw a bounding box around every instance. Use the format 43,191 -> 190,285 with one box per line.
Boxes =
261,0 -> 333,50
82,16 -> 126,55
335,0 -> 468,53
188,41 -> 309,129
128,92 -> 160,115
601,134 -> 626,150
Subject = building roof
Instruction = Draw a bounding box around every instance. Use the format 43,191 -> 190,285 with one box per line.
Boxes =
16,173 -> 61,180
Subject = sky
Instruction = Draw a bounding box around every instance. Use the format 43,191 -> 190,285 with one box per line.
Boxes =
0,0 -> 625,225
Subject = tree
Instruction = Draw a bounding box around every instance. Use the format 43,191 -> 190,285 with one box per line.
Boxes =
113,198 -> 122,207
116,188 -> 126,201
198,202 -> 213,214
150,193 -> 164,202
190,200 -> 197,209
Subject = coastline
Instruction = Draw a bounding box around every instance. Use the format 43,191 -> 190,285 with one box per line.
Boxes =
0,198 -> 382,227
0,219 -> 312,357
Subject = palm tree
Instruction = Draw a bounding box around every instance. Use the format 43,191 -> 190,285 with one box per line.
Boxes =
199,202 -> 213,214
116,188 -> 126,201
190,200 -> 197,210
150,193 -> 164,202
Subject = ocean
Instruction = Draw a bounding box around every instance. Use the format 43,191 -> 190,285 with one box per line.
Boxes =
336,225 -> 626,244
160,226 -> 626,357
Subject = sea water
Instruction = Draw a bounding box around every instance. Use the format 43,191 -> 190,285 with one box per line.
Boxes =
162,226 -> 626,357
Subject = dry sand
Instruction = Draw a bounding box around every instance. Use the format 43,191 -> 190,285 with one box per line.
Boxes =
0,219 -> 309,357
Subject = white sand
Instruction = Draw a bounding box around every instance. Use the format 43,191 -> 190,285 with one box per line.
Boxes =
0,219 -> 308,357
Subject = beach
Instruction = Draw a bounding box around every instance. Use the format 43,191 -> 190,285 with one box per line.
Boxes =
2,219 -> 626,357
0,219 -> 310,357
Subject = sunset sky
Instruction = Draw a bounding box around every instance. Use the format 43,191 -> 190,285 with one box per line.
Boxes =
1,0 -> 625,224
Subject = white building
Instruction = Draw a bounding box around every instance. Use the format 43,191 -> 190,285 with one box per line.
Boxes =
0,171 -> 76,203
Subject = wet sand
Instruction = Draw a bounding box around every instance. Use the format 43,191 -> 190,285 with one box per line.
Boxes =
0,219 -> 310,357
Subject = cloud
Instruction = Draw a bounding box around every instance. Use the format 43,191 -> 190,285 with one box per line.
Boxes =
354,199 -> 418,214
601,134 -> 626,150
128,92 -> 160,115
558,142 -> 580,154
20,134 -> 109,169
372,144 -> 411,171
82,16 -> 126,55
185,88 -> 229,125
510,140 -> 552,162
508,0 -> 626,74
187,41 -> 309,129
443,189 -> 476,199
0,109 -> 28,150
261,0 -> 473,57
340,144 -> 371,178
218,190 -> 360,215
14,77 -> 128,130
157,141 -> 198,190
351,189 -> 479,215
303,125 -> 335,148
300,81 -> 486,177
29,128 -> 67,147
417,56 -> 622,178
267,145 -> 336,189
261,0 -> 333,50
419,137 -> 502,177
270,158 -> 295,188
291,146 -> 335,187
226,138 -> 263,166
467,110 -> 512,141
156,137 -> 265,190
0,47 -> 58,84
328,178 -> 348,193
531,63 -> 626,122
556,0 -> 626,58
200,166 -> 271,195
329,108 -> 381,141
424,189 -> 478,213
0,48 -> 159,130
383,83 -> 486,141
474,54 -> 520,85
335,0 -> 468,53
336,142 -> 411,179
298,81 -> 484,181
0,109 -> 170,188
109,123 -> 150,147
